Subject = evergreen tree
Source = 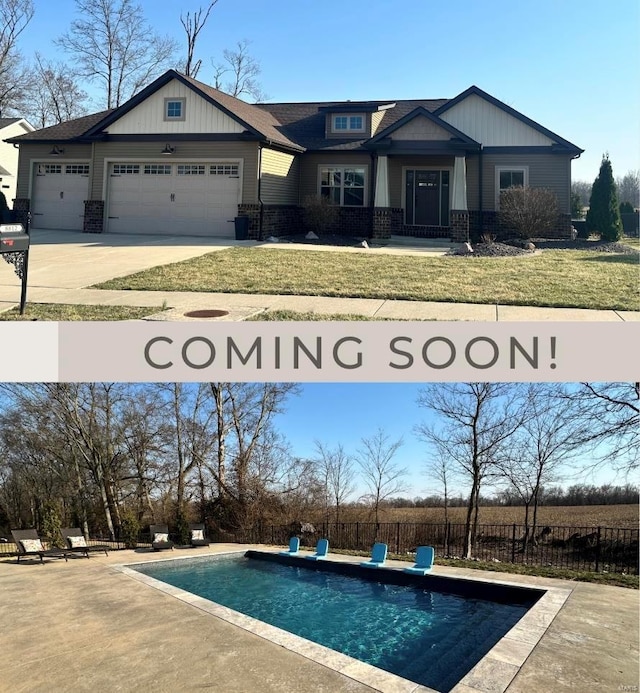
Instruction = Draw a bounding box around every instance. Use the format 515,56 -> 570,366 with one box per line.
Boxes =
586,155 -> 623,241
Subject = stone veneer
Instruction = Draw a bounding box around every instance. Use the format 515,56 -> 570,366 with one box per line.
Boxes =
83,200 -> 104,233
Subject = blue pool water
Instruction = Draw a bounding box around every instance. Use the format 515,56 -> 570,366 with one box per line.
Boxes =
134,554 -> 529,692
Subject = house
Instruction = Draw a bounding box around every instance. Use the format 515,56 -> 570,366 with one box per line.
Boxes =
5,70 -> 582,241
0,117 -> 35,208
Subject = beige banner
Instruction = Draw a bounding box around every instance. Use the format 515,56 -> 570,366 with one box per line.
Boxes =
51,322 -> 639,382
0,324 -> 60,381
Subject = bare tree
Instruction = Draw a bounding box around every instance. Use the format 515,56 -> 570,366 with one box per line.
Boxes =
417,383 -> 526,559
314,441 -> 356,525
356,428 -> 407,526
571,180 -> 592,209
56,0 -> 178,108
24,53 -> 90,127
0,0 -> 34,115
616,170 -> 639,208
180,2 -> 219,79
212,39 -> 268,101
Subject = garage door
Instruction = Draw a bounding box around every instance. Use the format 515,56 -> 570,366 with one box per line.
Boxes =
31,163 -> 89,231
107,162 -> 241,236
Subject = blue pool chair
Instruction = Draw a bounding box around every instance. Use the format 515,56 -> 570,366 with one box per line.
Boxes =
360,542 -> 388,568
305,538 -> 329,560
403,546 -> 435,575
279,536 -> 300,556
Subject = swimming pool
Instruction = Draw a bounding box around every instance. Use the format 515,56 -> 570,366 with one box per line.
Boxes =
131,551 -> 543,692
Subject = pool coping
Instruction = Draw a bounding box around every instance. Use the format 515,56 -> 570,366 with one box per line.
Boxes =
112,550 -> 572,693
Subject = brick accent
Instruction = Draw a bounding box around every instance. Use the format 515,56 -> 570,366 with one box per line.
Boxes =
11,198 -> 30,229
400,224 -> 450,239
371,208 -> 402,240
237,203 -> 261,239
261,205 -> 301,238
469,210 -> 573,240
83,200 -> 104,233
449,209 -> 469,242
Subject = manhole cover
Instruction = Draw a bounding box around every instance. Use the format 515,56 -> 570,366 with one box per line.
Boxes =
183,309 -> 230,318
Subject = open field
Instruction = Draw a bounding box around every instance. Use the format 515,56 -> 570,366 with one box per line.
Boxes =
94,246 -> 640,311
340,504 -> 639,529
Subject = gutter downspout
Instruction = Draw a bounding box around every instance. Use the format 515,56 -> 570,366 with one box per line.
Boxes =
257,144 -> 264,240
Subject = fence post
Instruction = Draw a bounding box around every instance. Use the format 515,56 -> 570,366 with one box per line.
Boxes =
446,522 -> 450,556
595,526 -> 601,573
356,522 -> 359,548
271,525 -> 274,545
396,522 -> 401,554
511,524 -> 517,563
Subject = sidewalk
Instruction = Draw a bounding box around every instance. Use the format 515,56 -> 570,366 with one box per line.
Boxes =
1,230 -> 637,321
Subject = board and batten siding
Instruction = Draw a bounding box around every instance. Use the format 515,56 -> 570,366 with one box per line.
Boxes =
260,148 -> 299,205
482,152 -> 571,212
16,143 -> 93,199
91,141 -> 259,203
387,155 -> 454,209
439,93 -> 554,147
299,152 -> 372,202
388,116 -> 451,141
106,80 -> 244,135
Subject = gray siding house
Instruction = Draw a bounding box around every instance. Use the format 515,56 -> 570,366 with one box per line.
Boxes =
5,70 -> 582,241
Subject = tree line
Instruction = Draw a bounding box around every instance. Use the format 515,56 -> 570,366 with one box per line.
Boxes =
0,382 -> 636,559
0,0 -> 266,126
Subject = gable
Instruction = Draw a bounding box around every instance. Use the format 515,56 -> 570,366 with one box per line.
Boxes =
105,79 -> 245,135
388,115 -> 452,141
439,93 -> 554,147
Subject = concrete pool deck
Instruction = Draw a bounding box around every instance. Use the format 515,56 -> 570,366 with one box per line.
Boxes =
0,544 -> 637,693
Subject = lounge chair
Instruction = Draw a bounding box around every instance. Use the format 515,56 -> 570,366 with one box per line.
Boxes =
305,538 -> 329,561
279,536 -> 300,556
11,529 -> 69,564
360,542 -> 388,568
61,528 -> 110,557
403,546 -> 435,575
150,524 -> 174,551
189,523 -> 210,547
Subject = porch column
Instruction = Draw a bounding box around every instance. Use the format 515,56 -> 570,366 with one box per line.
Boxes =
374,155 -> 389,207
451,155 -> 470,242
451,155 -> 467,210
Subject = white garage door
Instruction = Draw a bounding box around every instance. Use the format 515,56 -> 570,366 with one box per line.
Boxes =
31,163 -> 89,231
107,162 -> 241,236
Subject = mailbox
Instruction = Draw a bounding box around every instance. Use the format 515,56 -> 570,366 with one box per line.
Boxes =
0,213 -> 30,314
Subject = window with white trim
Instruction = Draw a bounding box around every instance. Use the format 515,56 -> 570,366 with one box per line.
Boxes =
112,164 -> 140,175
65,164 -> 90,175
144,164 -> 172,175
164,98 -> 185,121
496,166 -> 529,208
319,166 -> 366,206
331,114 -> 365,133
210,164 -> 239,176
38,164 -> 62,174
177,164 -> 206,175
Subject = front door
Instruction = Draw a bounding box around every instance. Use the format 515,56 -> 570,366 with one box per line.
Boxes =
405,169 -> 450,226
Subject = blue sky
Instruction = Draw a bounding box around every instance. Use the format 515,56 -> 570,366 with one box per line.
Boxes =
19,0 -> 639,183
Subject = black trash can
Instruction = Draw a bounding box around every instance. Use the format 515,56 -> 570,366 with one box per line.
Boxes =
234,216 -> 250,240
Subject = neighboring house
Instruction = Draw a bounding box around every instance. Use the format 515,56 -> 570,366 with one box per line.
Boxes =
6,70 -> 582,241
0,117 -> 35,208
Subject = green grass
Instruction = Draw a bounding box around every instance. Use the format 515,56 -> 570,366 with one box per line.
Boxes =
94,246 -> 640,311
0,303 -> 163,321
328,549 -> 638,589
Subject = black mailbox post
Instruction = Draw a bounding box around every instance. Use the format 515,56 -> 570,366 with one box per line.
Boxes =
0,211 -> 30,314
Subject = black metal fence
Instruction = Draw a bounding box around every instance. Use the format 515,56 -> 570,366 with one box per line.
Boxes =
2,522 -> 637,575
231,521 -> 639,575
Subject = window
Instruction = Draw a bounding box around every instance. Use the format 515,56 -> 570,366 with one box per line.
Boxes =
144,164 -> 172,175
112,164 -> 140,175
177,164 -> 206,175
331,114 -> 365,133
164,98 -> 186,121
319,166 -> 366,206
38,164 -> 62,174
496,166 -> 528,208
65,164 -> 90,175
210,164 -> 239,176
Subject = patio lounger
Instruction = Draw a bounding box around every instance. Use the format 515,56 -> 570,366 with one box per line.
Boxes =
305,538 -> 329,561
360,542 -> 388,568
189,523 -> 210,547
403,546 -> 435,575
11,529 -> 69,564
61,528 -> 110,557
279,537 -> 300,555
150,524 -> 174,551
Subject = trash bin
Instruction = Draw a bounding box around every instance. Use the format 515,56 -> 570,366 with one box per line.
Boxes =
234,216 -> 250,240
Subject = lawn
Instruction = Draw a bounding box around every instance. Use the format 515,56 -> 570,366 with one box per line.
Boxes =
0,304 -> 163,321
94,246 -> 640,311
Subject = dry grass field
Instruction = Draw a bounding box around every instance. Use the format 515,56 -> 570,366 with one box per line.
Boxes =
339,505 -> 638,529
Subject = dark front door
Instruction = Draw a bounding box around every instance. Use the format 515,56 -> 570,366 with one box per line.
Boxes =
405,169 -> 450,226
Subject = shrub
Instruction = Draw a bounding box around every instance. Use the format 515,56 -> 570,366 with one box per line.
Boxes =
620,201 -> 634,214
498,186 -> 559,239
586,156 -> 623,242
302,194 -> 338,235
40,502 -> 63,548
119,511 -> 140,549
